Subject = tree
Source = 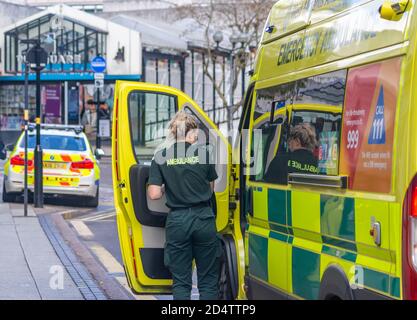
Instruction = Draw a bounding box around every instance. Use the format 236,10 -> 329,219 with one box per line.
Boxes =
176,0 -> 274,131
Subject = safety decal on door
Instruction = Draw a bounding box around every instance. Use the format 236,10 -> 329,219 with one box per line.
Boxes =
340,57 -> 401,193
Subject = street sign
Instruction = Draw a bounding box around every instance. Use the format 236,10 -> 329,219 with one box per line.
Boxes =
94,72 -> 105,80
94,79 -> 104,89
98,119 -> 111,138
91,56 -> 106,73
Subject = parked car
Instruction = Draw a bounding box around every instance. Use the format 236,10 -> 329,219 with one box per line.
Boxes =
2,124 -> 100,207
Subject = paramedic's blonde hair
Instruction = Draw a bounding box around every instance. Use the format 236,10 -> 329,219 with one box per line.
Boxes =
168,111 -> 198,141
289,123 -> 317,152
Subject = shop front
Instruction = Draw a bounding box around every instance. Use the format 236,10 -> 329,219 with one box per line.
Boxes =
0,5 -> 141,144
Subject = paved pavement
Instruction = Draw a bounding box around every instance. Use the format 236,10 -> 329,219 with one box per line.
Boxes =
0,154 -> 200,300
0,202 -> 85,300
64,157 -> 200,300
0,158 -> 108,300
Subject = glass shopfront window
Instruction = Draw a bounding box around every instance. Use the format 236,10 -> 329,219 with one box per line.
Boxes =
79,83 -> 114,140
0,83 -> 62,130
183,50 -> 241,128
4,14 -> 107,74
143,52 -> 184,92
0,84 -> 36,130
0,82 -> 115,132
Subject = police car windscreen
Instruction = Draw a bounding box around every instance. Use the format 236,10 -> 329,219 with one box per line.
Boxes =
21,135 -> 87,152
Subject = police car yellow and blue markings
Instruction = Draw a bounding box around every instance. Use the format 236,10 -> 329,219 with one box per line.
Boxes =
6,151 -> 99,187
245,186 -> 400,299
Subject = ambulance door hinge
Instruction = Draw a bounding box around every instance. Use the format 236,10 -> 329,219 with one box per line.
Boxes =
228,187 -> 239,210
118,180 -> 129,204
229,201 -> 237,210
231,165 -> 238,179
235,188 -> 240,201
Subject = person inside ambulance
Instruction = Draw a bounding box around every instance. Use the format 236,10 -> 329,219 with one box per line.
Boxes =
265,123 -> 319,184
147,111 -> 221,300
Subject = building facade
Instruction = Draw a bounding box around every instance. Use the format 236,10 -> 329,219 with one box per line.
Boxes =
0,4 -> 141,143
0,1 -> 254,144
110,14 -> 248,132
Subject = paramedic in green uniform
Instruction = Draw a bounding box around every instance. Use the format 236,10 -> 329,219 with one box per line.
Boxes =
266,123 -> 319,184
147,111 -> 220,300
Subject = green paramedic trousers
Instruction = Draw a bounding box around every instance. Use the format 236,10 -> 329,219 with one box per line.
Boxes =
164,206 -> 222,300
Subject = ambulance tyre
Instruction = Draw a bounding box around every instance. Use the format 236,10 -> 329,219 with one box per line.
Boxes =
218,235 -> 238,300
84,187 -> 99,207
219,252 -> 232,300
2,180 -> 16,203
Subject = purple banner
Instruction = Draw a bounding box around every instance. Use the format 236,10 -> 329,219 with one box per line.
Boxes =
43,84 -> 61,123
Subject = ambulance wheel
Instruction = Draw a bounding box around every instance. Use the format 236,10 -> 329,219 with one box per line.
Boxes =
84,187 -> 99,207
219,251 -> 234,300
2,180 -> 16,203
218,235 -> 238,300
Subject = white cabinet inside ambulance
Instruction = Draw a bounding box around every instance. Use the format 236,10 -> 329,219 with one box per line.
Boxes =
112,81 -> 244,298
2,124 -> 100,207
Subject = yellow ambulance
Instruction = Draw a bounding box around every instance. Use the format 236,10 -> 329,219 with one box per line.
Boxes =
112,0 -> 417,299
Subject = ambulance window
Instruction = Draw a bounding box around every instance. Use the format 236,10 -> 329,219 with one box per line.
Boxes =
290,70 -> 346,176
129,91 -> 176,159
290,110 -> 342,175
183,106 -> 227,193
183,106 -> 210,141
257,70 -> 346,184
294,70 -> 347,108
250,82 -> 296,183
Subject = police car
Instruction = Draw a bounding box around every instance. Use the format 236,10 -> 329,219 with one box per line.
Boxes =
2,124 -> 100,207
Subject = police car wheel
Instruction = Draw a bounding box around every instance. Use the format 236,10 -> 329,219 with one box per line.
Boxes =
83,187 -> 99,208
2,180 -> 16,203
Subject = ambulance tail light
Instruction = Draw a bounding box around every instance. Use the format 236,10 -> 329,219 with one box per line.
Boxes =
403,175 -> 417,299
10,155 -> 33,166
71,159 -> 94,169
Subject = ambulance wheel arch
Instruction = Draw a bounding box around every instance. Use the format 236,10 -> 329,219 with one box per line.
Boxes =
318,265 -> 354,300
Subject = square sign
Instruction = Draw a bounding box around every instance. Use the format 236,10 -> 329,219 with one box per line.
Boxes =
98,119 -> 111,137
94,72 -> 104,80
94,79 -> 104,89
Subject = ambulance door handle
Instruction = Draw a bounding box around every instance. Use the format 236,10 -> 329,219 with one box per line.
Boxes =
288,173 -> 348,189
370,219 -> 381,246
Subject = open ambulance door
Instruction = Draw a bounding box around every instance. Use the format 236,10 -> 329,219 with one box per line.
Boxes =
112,81 -> 231,294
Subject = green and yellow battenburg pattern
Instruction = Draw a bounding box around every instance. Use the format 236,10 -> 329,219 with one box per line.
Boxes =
242,0 -> 411,300
245,185 -> 401,299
